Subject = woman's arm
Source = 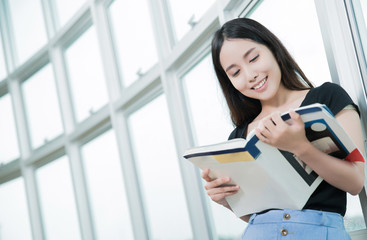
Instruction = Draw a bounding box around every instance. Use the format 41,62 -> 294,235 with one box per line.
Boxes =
295,109 -> 365,195
256,109 -> 365,195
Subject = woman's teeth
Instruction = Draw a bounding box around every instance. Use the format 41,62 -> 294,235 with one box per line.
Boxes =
253,78 -> 267,90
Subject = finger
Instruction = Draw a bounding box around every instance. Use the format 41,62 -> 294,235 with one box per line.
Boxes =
289,109 -> 302,122
205,177 -> 231,190
257,120 -> 272,136
263,118 -> 277,132
255,127 -> 270,143
207,184 -> 240,195
289,110 -> 305,130
271,112 -> 287,127
201,169 -> 212,182
207,184 -> 240,198
209,187 -> 240,201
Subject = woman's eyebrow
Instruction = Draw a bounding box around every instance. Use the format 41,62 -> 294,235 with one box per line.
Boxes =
225,47 -> 256,72
244,47 -> 256,58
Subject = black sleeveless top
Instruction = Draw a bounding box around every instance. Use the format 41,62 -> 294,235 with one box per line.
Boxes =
228,82 -> 360,216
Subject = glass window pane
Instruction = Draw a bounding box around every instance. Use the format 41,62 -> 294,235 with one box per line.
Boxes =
54,0 -> 86,28
344,194 -> 366,231
182,54 -> 233,145
354,0 -> 367,88
109,0 -> 158,87
7,0 -> 47,65
128,95 -> 193,239
166,0 -> 216,42
0,32 -> 6,81
36,156 -> 81,240
64,26 -> 109,123
22,64 -> 63,149
0,178 -> 32,240
0,94 -> 19,164
361,0 -> 367,24
181,55 -> 245,239
249,0 -> 331,87
81,130 -> 134,240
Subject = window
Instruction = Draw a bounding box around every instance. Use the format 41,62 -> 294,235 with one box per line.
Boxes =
6,0 -> 47,65
352,0 -> 367,90
108,0 -> 158,87
36,156 -> 81,240
249,0 -> 331,87
360,0 -> 367,26
81,130 -> 134,239
0,31 -> 6,81
0,94 -> 19,164
166,0 -> 216,42
128,94 -> 193,239
21,64 -> 63,149
0,178 -> 32,240
345,194 -> 366,231
182,54 -> 232,145
181,55 -> 245,239
54,0 -> 86,28
64,26 -> 109,123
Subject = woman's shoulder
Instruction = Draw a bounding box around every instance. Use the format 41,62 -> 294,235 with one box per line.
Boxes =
306,81 -> 358,115
312,81 -> 343,94
323,81 -> 344,89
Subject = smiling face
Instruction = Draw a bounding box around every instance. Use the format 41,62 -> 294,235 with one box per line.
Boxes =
219,38 -> 283,102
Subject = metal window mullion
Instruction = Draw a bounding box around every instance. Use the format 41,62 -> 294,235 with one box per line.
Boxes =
41,0 -> 60,40
148,0 -> 174,60
115,79 -> 165,240
64,142 -> 95,240
49,43 -> 95,240
110,112 -> 150,240
218,0 -> 259,20
89,1 -> 121,101
161,5 -> 218,71
7,79 -> 31,162
0,0 -> 17,72
216,0 -> 236,25
20,164 -> 45,240
8,78 -> 44,239
49,47 -> 76,134
150,1 -> 222,239
49,44 -> 96,239
161,68 -> 215,239
90,2 -> 150,239
39,0 -> 57,39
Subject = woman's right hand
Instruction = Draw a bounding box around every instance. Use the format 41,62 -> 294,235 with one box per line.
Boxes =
201,169 -> 240,209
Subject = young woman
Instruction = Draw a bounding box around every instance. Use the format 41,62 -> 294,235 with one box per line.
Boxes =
202,17 -> 365,239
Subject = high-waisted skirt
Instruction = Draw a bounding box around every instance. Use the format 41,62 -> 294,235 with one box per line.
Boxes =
242,209 -> 351,240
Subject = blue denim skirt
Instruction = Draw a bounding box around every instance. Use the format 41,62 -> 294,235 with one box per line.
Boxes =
242,209 -> 351,240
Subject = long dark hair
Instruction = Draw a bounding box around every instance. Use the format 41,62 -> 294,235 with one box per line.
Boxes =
211,18 -> 314,126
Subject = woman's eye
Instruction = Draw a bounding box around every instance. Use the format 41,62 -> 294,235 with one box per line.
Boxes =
250,54 -> 259,63
232,70 -> 240,77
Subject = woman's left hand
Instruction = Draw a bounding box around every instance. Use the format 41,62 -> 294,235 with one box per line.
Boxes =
255,110 -> 309,153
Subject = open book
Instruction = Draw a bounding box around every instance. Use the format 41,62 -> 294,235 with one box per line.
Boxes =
183,103 -> 363,217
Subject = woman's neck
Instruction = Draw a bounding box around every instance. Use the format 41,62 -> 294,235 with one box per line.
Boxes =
260,88 -> 308,116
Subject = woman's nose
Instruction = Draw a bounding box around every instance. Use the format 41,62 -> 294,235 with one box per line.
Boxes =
244,67 -> 258,83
